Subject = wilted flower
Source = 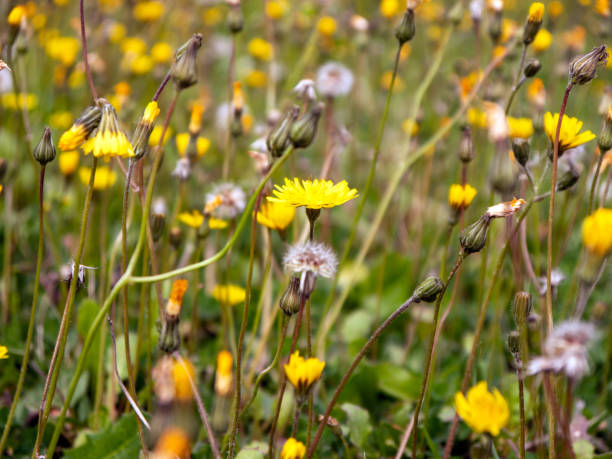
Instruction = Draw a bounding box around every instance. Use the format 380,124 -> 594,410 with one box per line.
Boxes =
486,197 -> 527,218
171,158 -> 191,182
316,62 -> 354,98
528,321 -> 596,379
206,183 -> 246,219
283,241 -> 338,278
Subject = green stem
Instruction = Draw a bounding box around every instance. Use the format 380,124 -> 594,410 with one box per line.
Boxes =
587,150 -> 605,215
0,166 -> 45,456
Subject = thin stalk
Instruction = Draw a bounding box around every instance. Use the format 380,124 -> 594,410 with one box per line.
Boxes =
0,166 -> 45,456
505,43 -> 527,115
587,150 -> 605,214
514,355 -> 526,459
291,399 -> 303,438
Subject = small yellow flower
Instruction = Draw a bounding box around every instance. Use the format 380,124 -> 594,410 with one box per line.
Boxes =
500,19 -> 517,43
544,112 -> 596,153
58,151 -> 79,176
121,36 -> 147,56
130,55 -> 153,74
507,117 -> 534,139
109,22 -> 126,43
595,0 -> 610,16
233,81 -> 244,113
467,108 -> 488,128
448,184 -> 477,210
459,71 -> 482,101
49,111 -> 73,130
548,0 -> 564,17
256,201 -> 296,231
143,101 -> 160,125
175,133 -> 210,158
582,208 -> 612,257
149,125 -> 172,146
454,381 -> 509,436
402,119 -> 418,136
166,279 -> 188,316
380,0 -> 401,18
246,69 -> 267,88
248,37 -> 273,61
151,42 -> 173,64
209,217 -> 228,229
189,102 -> 204,134
284,351 -> 325,394
266,0 -> 287,19
8,6 -> 26,26
381,70 -> 404,91
215,350 -> 233,396
211,284 -> 246,306
154,427 -> 191,458
1,93 -> 38,111
0,346 -> 9,360
133,1 -> 164,22
527,2 -> 545,22
45,36 -> 80,66
527,78 -> 545,107
82,103 -> 135,159
317,16 -> 337,36
78,166 -> 117,190
217,350 -> 233,376
202,7 -> 223,26
281,438 -> 306,459
268,178 -> 359,209
532,28 -> 552,52
178,210 -> 204,228
68,69 -> 85,88
172,357 -> 195,401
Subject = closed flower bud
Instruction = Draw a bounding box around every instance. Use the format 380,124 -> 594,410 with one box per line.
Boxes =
413,276 -> 444,303
59,105 -> 102,151
523,2 -> 544,45
169,226 -> 182,248
512,291 -> 532,327
227,4 -> 244,34
159,314 -> 180,353
512,138 -> 530,167
458,126 -> 474,163
267,105 -> 299,158
597,104 -> 612,151
556,166 -> 581,191
507,331 -> 521,356
523,58 -> 541,78
33,127 -> 56,165
290,103 -> 324,148
488,11 -> 502,44
569,45 -> 608,86
459,214 -> 492,254
395,8 -> 415,45
151,211 -> 166,241
132,101 -> 160,160
280,276 -> 302,316
171,34 -> 203,90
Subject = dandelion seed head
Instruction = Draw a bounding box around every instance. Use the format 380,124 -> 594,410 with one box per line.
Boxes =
316,62 -> 354,98
206,183 -> 246,219
283,241 -> 338,278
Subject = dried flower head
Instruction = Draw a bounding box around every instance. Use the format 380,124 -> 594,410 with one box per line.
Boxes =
171,157 -> 191,182
316,62 -> 354,98
206,183 -> 246,219
528,321 -> 596,379
283,241 -> 338,278
486,197 -> 527,218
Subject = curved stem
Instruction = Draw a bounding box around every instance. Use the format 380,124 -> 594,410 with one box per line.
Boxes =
0,166 -> 45,456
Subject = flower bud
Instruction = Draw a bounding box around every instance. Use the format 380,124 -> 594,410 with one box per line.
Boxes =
458,126 -> 474,163
597,104 -> 612,151
556,166 -> 581,191
488,11 -> 502,44
507,331 -> 521,356
171,33 -> 203,90
459,214 -> 492,254
169,226 -> 182,248
227,4 -> 244,34
290,102 -> 324,148
33,127 -> 56,165
413,276 -> 444,303
151,211 -> 166,242
267,105 -> 299,158
569,45 -> 608,86
512,138 -> 530,167
512,291 -> 532,327
132,101 -> 160,160
280,276 -> 301,316
159,315 -> 180,353
523,59 -> 541,78
59,105 -> 102,151
523,2 -> 544,45
395,8 -> 415,45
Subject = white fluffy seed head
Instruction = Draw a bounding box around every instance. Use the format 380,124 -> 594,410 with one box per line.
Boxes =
316,62 -> 354,98
206,183 -> 246,219
283,241 -> 338,278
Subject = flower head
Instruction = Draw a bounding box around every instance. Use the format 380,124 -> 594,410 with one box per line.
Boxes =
211,284 -> 246,306
58,106 -> 102,151
293,79 -> 317,101
133,1 -> 164,22
486,197 -> 527,218
172,357 -> 195,401
544,112 -> 596,154
82,103 -> 135,159
176,133 -> 210,158
256,201 -> 295,231
283,241 -> 338,278
527,2 -> 544,22
454,381 -> 509,436
284,351 -> 325,395
206,183 -> 246,219
269,178 -> 358,209
78,166 -> 116,190
448,184 -> 477,210
153,427 -> 191,459
581,208 -> 612,258
569,45 -> 608,86
317,16 -> 337,37
507,117 -> 534,139
316,62 -> 354,98
215,350 -> 233,396
166,279 -> 188,317
281,438 -> 306,459
0,345 -> 8,359
248,37 -> 273,61
528,321 -> 595,380
532,28 -> 552,52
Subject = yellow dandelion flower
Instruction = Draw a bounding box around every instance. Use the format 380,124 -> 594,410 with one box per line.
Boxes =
121,37 -> 147,55
49,111 -> 73,130
448,184 -> 477,210
68,69 -> 85,88
527,77 -> 545,107
281,438 -> 306,459
109,22 -> 126,43
248,37 -> 273,61
500,18 -> 517,43
178,210 -> 204,228
189,102 -> 204,134
317,16 -> 337,36
31,13 -> 46,29
455,381 -> 509,436
507,117 -> 534,139
166,279 -> 188,316
544,112 -> 596,153
256,201 -> 296,231
215,350 -> 233,396
266,0 -> 287,19
532,28 -> 552,52
246,69 -> 267,88
209,217 -> 228,229
380,0 -> 401,18
45,36 -> 80,66
217,350 -> 233,376
1,93 -> 38,111
548,0 -> 564,17
149,125 -> 172,146
211,284 -> 246,306
154,427 -> 191,458
8,6 -> 26,26
151,42 -> 172,64
459,71 -> 482,101
527,2 -> 545,22
284,351 -> 325,394
58,151 -> 79,176
78,166 -> 117,190
172,357 -> 195,401
268,178 -> 358,209
133,1 -> 164,22
582,208 -> 612,257
467,107 -> 488,128
595,0 -> 611,15
0,346 -> 8,359
402,119 -> 418,136
176,133 -> 210,158
130,55 -> 153,74
82,103 -> 134,159
233,81 -> 244,112
143,101 -> 160,124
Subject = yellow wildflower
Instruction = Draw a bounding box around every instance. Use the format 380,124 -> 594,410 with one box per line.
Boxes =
527,2 -> 545,22
233,81 -> 244,112
527,78 -> 545,107
467,107 -> 488,128
548,0 -> 564,17
211,284 -> 246,306
82,103 -> 134,159
58,151 -> 79,175
121,37 -> 147,56
175,133 -> 210,158
78,166 -> 117,190
402,119 -> 418,136
215,350 -> 233,396
544,112 -> 596,153
143,101 -> 160,124
595,0 -> 610,15
381,70 -> 404,91
149,125 -> 172,146
256,201 -> 295,231
178,210 -> 204,228
151,42 -> 173,64
45,36 -> 80,66
317,16 -> 337,36
532,28 -> 552,52
281,438 -> 306,459
284,351 -> 325,394
8,6 -> 26,26
68,69 -> 85,88
108,22 -> 126,43
209,217 -> 228,229
380,0 -> 401,18
133,1 -> 164,22
248,37 -> 273,61
266,0 -> 287,19
564,26 -> 586,52
130,55 -> 153,74
49,111 -> 73,130
0,346 -> 8,359
582,208 -> 612,257
166,279 -> 188,316
172,357 -> 195,401
507,117 -> 534,139
59,106 -> 101,151
1,93 -> 38,111
202,7 -> 222,26
268,178 -> 358,209
154,428 -> 191,459
31,13 -> 46,29
455,381 -> 509,436
246,69 -> 267,88
448,184 -> 477,210
500,18 -> 517,43
459,71 -> 482,101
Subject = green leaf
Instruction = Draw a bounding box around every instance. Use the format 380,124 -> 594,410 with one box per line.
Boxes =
235,441 -> 268,459
341,403 -> 372,449
341,310 -> 373,343
375,362 -> 420,401
63,414 -> 141,459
